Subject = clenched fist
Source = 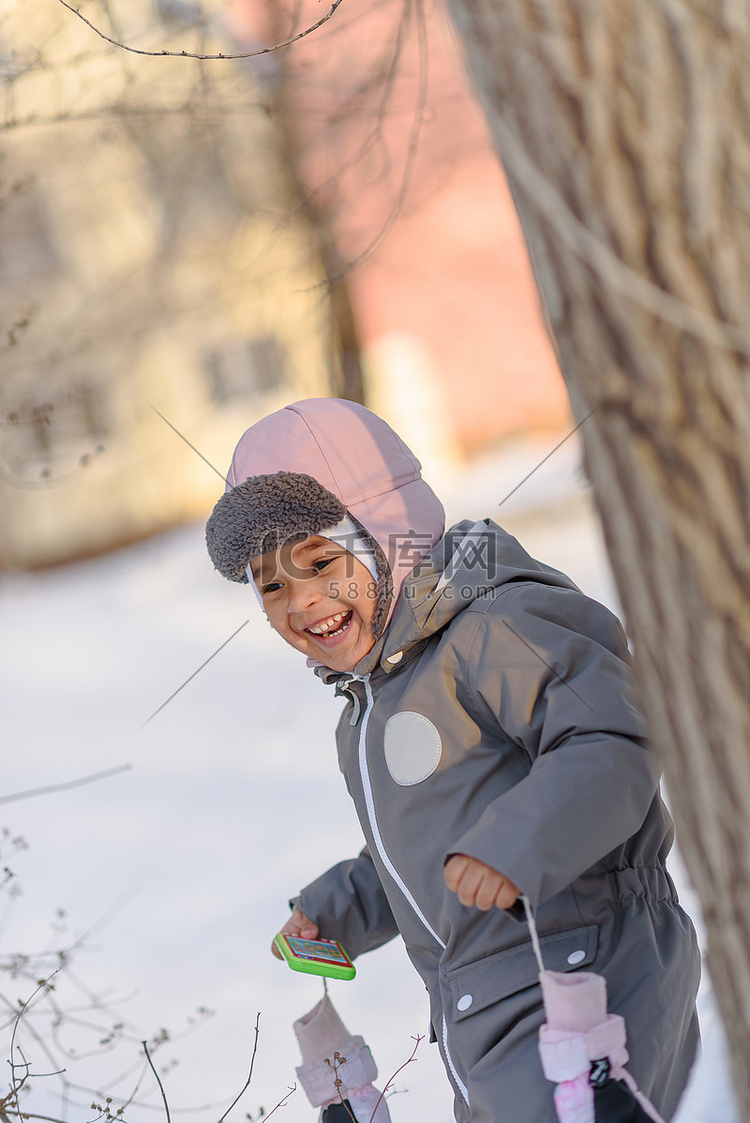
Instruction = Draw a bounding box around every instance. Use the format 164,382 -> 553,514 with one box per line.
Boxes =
444,854 -> 519,911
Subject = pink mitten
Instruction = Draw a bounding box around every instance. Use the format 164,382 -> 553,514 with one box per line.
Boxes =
293,995 -> 391,1123
537,970 -> 666,1123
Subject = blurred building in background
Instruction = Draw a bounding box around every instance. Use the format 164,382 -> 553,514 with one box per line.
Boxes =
0,0 -> 568,571
0,0 -> 333,569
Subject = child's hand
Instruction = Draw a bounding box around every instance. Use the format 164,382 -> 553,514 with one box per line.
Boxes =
270,908 -> 319,958
444,854 -> 520,911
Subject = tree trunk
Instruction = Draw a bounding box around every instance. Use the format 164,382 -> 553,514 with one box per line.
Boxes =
267,95 -> 367,403
257,4 -> 367,405
446,0 -> 750,1114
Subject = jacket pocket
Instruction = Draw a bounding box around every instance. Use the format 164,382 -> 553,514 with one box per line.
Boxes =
445,924 -> 598,1022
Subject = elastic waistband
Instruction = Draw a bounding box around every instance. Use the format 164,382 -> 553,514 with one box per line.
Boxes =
603,863 -> 678,905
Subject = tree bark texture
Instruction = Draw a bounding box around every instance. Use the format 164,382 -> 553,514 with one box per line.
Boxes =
446,0 -> 750,1114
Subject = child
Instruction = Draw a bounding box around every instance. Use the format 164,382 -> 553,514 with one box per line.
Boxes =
206,397 -> 700,1123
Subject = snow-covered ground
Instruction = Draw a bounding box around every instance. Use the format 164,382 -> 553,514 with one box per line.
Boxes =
0,434 -> 737,1123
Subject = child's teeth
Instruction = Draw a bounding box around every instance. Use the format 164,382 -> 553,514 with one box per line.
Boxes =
309,611 -> 349,636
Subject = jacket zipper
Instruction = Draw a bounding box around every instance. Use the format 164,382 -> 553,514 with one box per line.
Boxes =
442,1016 -> 470,1105
351,673 -> 470,1106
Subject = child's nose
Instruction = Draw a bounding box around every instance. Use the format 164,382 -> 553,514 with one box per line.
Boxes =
288,579 -> 320,613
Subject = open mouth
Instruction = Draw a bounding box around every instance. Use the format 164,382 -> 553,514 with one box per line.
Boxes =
305,610 -> 353,641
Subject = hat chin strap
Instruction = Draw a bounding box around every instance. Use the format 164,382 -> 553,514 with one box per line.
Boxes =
245,517 -> 379,605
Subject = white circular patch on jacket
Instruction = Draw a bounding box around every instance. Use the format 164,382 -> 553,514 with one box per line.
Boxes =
383,711 -> 442,786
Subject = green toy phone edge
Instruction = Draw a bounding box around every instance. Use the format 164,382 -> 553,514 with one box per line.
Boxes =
273,932 -> 356,981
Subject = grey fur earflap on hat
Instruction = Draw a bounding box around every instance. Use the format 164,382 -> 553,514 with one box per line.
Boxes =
205,471 -> 345,584
205,470 -> 394,638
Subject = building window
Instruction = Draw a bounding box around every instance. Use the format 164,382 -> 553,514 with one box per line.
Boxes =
203,334 -> 289,404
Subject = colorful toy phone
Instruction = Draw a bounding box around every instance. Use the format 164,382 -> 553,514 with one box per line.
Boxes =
273,932 -> 356,981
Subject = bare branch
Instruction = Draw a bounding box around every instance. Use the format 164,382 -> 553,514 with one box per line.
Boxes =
0,100 -> 263,134
56,0 -> 347,61
256,1082 -> 296,1120
496,408 -> 597,510
0,765 -> 132,806
216,1012 -> 260,1123
142,1039 -> 171,1123
1,1113 -> 75,1123
366,1034 -> 423,1123
138,620 -> 250,730
145,403 -> 224,481
310,0 -> 430,287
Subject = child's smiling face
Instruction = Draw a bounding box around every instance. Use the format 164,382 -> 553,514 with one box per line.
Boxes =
249,535 -> 379,672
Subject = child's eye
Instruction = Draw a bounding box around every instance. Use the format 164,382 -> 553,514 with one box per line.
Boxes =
262,581 -> 284,595
313,557 -> 334,572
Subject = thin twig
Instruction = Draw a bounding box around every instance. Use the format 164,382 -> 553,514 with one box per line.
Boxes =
57,0 -> 346,61
138,620 -> 249,730
145,403 -> 225,482
6,976 -> 64,1123
256,1083 -> 296,1121
10,977 -> 60,1065
142,1040 -> 171,1123
366,1034 -> 423,1123
273,0 -> 412,251
0,100 -> 263,133
496,408 -> 597,510
315,0 -> 430,287
0,455 -> 105,492
502,621 -> 605,722
0,765 -> 132,806
216,1012 -> 261,1123
0,1113 -> 76,1123
324,1053 -> 357,1123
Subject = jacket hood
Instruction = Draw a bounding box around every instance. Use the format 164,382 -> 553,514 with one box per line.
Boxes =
205,398 -> 446,635
321,518 -> 583,680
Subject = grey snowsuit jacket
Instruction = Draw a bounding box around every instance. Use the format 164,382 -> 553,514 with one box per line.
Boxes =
296,520 -> 700,1123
